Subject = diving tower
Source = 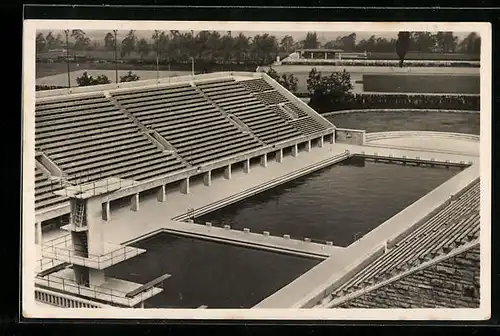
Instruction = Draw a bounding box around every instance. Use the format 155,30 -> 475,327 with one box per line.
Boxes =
36,178 -> 168,308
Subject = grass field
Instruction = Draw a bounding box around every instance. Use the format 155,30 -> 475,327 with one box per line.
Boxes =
363,75 -> 480,94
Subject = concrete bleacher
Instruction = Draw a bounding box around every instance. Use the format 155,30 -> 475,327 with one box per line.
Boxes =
35,167 -> 67,211
329,180 -> 480,300
35,93 -> 187,183
237,79 -> 330,137
110,83 -> 263,166
196,79 -> 303,144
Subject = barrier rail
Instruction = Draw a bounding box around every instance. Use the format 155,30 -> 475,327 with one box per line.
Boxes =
35,287 -> 107,308
323,108 -> 480,116
365,131 -> 480,142
36,273 -> 160,307
41,234 -> 143,269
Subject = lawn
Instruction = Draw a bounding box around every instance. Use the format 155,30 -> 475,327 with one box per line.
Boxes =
362,75 -> 480,94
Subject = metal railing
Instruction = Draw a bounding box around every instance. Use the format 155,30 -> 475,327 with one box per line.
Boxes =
41,235 -> 143,269
36,273 -> 162,307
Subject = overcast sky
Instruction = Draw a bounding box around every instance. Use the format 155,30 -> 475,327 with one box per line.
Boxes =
39,30 -> 474,44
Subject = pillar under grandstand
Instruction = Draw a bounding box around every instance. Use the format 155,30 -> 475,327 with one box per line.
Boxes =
131,193 -> 140,212
203,171 -> 212,186
224,165 -> 232,180
318,136 -> 324,148
35,221 -> 42,245
292,144 -> 299,157
157,185 -> 167,203
102,201 -> 111,221
260,154 -> 268,167
306,140 -> 312,152
276,149 -> 284,163
181,177 -> 190,194
244,159 -> 251,173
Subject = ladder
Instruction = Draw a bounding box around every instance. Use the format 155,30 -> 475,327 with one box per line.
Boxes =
73,202 -> 85,227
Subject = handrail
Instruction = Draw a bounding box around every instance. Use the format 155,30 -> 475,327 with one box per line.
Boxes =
365,131 -> 480,142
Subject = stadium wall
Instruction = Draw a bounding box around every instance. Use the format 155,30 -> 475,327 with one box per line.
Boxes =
335,128 -> 366,145
335,245 -> 480,308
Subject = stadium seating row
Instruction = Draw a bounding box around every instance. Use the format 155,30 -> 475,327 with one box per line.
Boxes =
330,180 -> 480,299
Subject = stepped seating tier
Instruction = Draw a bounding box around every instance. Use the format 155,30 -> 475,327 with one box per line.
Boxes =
35,167 -> 68,211
330,181 -> 480,300
239,78 -> 275,93
111,84 -> 263,166
35,93 -> 187,185
196,80 -> 302,145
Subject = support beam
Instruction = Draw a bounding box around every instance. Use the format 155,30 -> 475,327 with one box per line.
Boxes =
35,221 -> 42,245
292,144 -> 299,157
157,185 -> 166,202
329,132 -> 335,144
243,159 -> 250,173
131,193 -> 140,212
224,164 -> 232,180
276,149 -> 283,163
203,171 -> 211,186
305,140 -> 311,152
102,201 -> 110,221
181,177 -> 190,194
260,154 -> 267,167
318,136 -> 324,148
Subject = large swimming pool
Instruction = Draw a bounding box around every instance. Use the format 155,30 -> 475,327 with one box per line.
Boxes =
105,232 -> 320,308
197,157 -> 460,247
326,110 -> 479,135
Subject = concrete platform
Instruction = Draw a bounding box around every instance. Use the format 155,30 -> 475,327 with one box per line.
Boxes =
36,268 -> 163,307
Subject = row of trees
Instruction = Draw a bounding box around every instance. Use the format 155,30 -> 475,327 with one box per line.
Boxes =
36,30 -> 481,64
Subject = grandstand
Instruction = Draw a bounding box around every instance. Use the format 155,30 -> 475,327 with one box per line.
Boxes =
30,71 -> 481,310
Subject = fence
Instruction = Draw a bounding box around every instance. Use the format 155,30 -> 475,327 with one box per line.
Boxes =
35,287 -> 106,308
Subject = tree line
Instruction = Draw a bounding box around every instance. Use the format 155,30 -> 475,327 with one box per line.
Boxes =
36,30 -> 481,65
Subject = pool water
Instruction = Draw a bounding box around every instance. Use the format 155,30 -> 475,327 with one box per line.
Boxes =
198,157 -> 460,247
105,232 -> 320,308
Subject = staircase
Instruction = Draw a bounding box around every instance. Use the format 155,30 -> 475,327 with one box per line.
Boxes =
73,202 -> 85,228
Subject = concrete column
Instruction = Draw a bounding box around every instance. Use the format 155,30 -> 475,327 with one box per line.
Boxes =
292,144 -> 299,157
276,149 -> 283,163
181,177 -> 190,194
325,51 -> 327,60
35,221 -> 42,245
224,165 -> 232,180
243,159 -> 250,173
102,201 -> 110,221
89,269 -> 106,287
157,185 -> 166,202
203,171 -> 211,186
306,140 -> 311,152
318,136 -> 324,148
131,193 -> 140,212
260,154 -> 267,167
330,132 -> 335,144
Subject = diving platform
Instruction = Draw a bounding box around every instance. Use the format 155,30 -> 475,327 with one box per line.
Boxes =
41,234 -> 146,270
36,268 -> 163,307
